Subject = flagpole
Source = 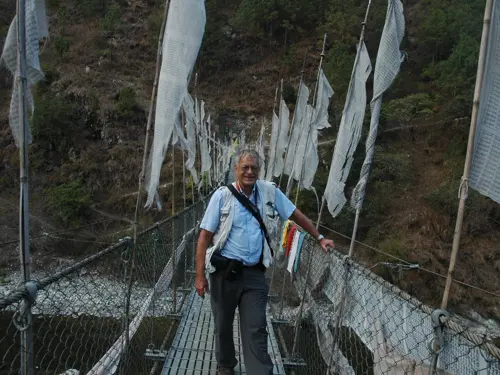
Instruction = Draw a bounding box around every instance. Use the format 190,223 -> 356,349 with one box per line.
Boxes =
279,55 -> 307,189
348,0 -> 373,257
17,0 -> 35,372
17,0 -> 30,302
265,85 -> 280,179
294,33 -> 327,205
181,109 -> 187,209
275,78 -> 284,180
211,127 -> 216,185
133,0 -> 170,238
441,0 -> 494,310
194,72 -> 203,197
317,0 -> 372,239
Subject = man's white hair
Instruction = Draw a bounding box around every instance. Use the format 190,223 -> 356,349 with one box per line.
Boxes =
235,148 -> 262,169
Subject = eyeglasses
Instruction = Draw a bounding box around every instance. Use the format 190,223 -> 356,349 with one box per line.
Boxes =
238,165 -> 260,172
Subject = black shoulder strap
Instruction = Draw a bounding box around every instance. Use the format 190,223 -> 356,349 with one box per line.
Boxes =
226,184 -> 274,257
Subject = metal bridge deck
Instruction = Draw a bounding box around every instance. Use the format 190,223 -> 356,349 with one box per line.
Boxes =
162,291 -> 286,375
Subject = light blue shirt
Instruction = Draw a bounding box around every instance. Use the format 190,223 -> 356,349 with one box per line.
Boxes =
200,183 -> 296,266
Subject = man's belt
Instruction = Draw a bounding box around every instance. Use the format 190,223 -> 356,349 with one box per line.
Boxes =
211,253 -> 265,281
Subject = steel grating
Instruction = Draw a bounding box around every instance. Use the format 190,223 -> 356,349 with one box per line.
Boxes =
162,291 -> 286,374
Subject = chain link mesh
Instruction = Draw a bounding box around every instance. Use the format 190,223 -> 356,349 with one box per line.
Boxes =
268,227 -> 500,375
0,196 -> 210,375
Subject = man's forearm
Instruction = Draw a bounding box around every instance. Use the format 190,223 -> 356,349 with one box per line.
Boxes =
290,209 -> 320,239
196,230 -> 212,278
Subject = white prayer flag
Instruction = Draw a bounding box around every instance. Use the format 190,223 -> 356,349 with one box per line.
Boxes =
470,0 -> 500,203
351,0 -> 405,210
1,0 -> 48,146
324,42 -> 372,217
145,0 -> 205,208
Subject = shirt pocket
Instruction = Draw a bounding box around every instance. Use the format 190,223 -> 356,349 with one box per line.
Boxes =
220,207 -> 230,225
264,202 -> 279,234
264,201 -> 277,219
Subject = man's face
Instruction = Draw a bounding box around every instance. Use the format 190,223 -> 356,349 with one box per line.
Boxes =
235,155 -> 260,187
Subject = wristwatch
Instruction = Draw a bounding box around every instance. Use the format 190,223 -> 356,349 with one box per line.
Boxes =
316,234 -> 324,241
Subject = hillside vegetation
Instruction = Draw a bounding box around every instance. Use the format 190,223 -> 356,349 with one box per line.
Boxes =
0,0 -> 499,318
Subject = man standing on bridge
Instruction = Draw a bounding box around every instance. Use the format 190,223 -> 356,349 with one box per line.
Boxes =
195,148 -> 334,375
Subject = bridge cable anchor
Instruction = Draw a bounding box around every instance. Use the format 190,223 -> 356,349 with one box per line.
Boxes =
428,309 -> 450,354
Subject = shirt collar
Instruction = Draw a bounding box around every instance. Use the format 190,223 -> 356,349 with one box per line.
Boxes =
235,181 -> 257,197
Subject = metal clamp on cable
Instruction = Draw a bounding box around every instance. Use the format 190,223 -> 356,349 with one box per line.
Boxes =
120,237 -> 133,263
12,280 -> 38,332
25,280 -> 38,305
428,309 -> 450,354
123,236 -> 132,246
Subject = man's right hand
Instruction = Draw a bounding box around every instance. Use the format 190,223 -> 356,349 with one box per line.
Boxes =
195,275 -> 209,298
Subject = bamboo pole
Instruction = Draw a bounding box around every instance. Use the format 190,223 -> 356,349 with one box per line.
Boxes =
441,0 -> 494,310
275,79 -> 284,181
182,140 -> 187,207
17,0 -> 34,373
265,85 -> 280,180
133,0 -> 170,241
171,147 -> 177,313
278,55 -> 307,189
294,33 -> 328,205
191,70 -> 198,269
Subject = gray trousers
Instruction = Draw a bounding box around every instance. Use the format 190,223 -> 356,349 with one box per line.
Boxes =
210,267 -> 273,375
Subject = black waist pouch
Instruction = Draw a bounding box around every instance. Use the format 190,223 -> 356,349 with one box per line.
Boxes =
211,253 -> 242,281
210,252 -> 230,270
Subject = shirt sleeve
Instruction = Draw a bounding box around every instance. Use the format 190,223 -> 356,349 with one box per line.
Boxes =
200,189 -> 223,233
274,187 -> 296,220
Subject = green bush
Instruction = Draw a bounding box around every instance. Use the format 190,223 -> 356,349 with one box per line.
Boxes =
414,0 -> 483,116
79,0 -> 108,17
323,40 -> 357,105
101,4 -> 122,34
348,152 -> 413,236
47,0 -> 60,8
232,0 -> 278,37
370,151 -> 412,184
231,0 -> 330,38
58,6 -> 68,32
46,181 -> 92,225
54,36 -> 70,59
422,34 -> 479,117
425,179 -> 500,234
116,87 -> 137,116
32,90 -> 84,153
98,48 -> 113,58
148,9 -> 164,46
199,0 -> 240,72
381,93 -> 435,127
324,207 -> 355,238
378,235 -> 406,260
39,64 -> 60,90
282,83 -> 296,107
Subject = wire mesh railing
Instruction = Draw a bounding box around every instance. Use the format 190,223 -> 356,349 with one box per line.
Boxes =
268,222 -> 500,375
3,189 -> 500,375
0,196 -> 209,375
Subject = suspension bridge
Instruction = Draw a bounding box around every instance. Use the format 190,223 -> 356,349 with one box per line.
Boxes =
2,0 -> 500,373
